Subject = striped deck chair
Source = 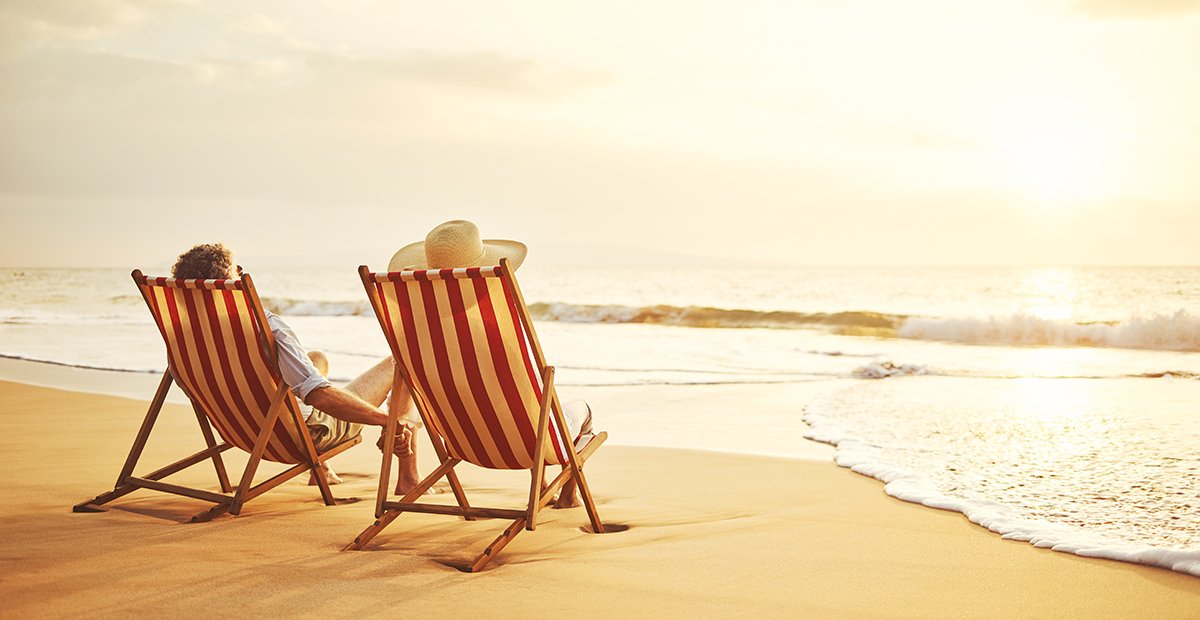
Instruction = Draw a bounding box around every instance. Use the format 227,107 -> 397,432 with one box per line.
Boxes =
346,259 -> 606,571
72,270 -> 361,522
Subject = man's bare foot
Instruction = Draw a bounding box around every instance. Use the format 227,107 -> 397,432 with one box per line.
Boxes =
308,461 -> 343,486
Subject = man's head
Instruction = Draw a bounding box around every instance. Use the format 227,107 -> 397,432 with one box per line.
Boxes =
172,243 -> 235,279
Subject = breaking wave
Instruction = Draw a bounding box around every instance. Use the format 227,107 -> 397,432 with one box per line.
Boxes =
244,299 -> 1200,355
260,298 -> 371,316
257,297 -> 905,331
527,302 -> 902,332
898,311 -> 1200,353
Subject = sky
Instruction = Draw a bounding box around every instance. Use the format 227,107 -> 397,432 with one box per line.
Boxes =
1,0 -> 1198,268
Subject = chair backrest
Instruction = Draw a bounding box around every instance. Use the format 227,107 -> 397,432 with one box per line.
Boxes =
361,265 -> 569,470
134,271 -> 309,464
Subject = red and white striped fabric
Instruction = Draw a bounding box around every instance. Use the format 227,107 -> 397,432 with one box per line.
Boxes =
365,267 -> 570,469
136,275 -> 309,464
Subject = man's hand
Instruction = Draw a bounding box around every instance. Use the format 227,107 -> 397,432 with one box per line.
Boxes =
376,423 -> 415,456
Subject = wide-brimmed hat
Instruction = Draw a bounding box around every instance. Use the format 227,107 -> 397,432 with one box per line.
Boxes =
388,220 -> 527,271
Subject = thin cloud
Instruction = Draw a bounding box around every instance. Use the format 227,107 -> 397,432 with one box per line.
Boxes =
0,0 -> 194,57
307,50 -> 615,98
1072,0 -> 1200,18
227,13 -> 285,36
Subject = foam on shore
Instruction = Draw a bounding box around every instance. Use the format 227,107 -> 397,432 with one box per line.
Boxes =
803,407 -> 1200,578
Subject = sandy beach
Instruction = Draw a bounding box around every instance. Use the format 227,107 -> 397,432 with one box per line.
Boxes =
1,361 -> 1197,619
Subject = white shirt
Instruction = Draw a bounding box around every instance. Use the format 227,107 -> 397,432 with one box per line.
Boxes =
265,311 -> 331,421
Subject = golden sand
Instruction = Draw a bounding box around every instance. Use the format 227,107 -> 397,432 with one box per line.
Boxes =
1,378 -> 1197,618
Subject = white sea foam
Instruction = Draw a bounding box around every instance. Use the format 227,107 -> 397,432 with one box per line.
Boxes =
260,298 -> 370,317
804,390 -> 1200,578
851,361 -> 929,379
899,310 -> 1200,352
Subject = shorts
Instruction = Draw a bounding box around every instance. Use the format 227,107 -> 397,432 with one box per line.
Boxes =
306,408 -> 363,452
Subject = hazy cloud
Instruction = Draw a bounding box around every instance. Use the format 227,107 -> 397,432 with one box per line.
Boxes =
0,0 -> 193,57
1072,0 -> 1200,18
0,49 -> 201,98
908,131 -> 979,150
306,51 -> 615,98
227,13 -> 285,36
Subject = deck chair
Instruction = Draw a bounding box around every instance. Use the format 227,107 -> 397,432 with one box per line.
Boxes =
346,259 -> 606,571
72,270 -> 361,522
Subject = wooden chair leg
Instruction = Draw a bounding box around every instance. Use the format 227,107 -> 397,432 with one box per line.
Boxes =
190,503 -> 232,523
285,387 -> 340,507
311,458 -> 336,506
572,467 -> 603,534
114,372 -> 173,487
550,389 -> 605,534
527,367 -> 554,531
412,420 -> 474,522
229,384 -> 287,515
192,403 -> 232,493
468,517 -> 528,573
73,439 -> 229,513
445,469 -> 474,521
344,509 -> 402,551
428,434 -> 473,521
344,457 -> 462,551
375,408 -> 399,518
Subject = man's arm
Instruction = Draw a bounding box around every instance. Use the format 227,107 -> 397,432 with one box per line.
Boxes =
306,385 -> 395,429
307,385 -> 414,451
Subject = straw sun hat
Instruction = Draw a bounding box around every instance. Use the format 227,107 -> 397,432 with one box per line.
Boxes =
388,220 -> 528,271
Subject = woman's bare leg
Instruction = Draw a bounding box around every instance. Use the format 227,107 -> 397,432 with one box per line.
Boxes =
387,376 -> 422,494
343,356 -> 395,406
341,356 -> 423,494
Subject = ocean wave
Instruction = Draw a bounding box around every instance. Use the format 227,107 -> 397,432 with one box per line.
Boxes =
260,298 -> 372,317
17,290 -> 1198,356
898,311 -> 1200,352
0,313 -> 144,326
1130,370 -> 1200,379
0,353 -> 159,374
528,302 -> 903,331
257,297 -> 908,329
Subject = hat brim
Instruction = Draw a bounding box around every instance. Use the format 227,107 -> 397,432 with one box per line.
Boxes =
388,239 -> 528,272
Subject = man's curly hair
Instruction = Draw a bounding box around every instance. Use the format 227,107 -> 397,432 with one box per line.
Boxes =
171,243 -> 235,280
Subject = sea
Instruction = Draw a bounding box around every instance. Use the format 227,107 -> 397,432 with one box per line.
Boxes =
1,265 -> 1198,576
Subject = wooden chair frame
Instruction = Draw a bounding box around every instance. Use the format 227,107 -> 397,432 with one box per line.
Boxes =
345,259 -> 606,572
72,270 -> 362,523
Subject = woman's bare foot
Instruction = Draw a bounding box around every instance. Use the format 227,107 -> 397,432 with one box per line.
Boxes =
553,478 -> 581,508
393,451 -> 424,495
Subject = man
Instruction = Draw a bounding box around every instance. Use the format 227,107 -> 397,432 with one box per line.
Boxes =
170,243 -> 420,490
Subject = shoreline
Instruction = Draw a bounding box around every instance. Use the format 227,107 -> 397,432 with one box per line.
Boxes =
806,395 -> 1200,579
0,356 -> 841,461
1,361 -> 1198,616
